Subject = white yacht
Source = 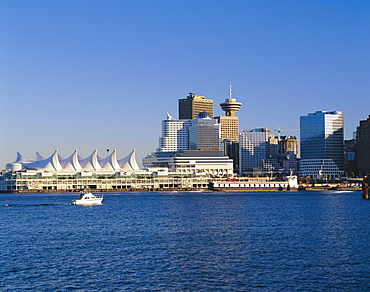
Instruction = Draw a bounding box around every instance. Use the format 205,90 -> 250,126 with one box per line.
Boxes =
71,192 -> 104,205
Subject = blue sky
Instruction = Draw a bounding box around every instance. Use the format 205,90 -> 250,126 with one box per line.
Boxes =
1,0 -> 369,168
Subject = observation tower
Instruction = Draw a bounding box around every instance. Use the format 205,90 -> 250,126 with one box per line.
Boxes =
216,83 -> 242,142
220,83 -> 242,116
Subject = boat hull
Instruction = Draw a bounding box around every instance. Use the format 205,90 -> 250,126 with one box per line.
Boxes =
72,198 -> 103,205
209,181 -> 295,192
208,176 -> 299,192
71,192 -> 104,205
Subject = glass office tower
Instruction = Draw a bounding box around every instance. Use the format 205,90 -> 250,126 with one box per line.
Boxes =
188,112 -> 220,150
300,111 -> 344,170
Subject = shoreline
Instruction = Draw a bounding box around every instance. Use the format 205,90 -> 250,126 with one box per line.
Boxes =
0,186 -> 362,194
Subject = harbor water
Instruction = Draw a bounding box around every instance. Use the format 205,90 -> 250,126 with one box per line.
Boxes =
1,191 -> 369,291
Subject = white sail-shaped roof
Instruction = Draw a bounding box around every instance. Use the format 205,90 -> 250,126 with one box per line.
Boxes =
14,152 -> 35,164
60,150 -> 82,171
118,149 -> 140,171
78,150 -> 102,171
8,149 -> 141,173
22,150 -> 63,171
99,149 -> 121,171
35,152 -> 45,161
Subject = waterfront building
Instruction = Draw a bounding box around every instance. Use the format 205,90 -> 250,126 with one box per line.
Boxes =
157,113 -> 191,152
0,173 -> 213,192
142,150 -> 233,176
216,83 -> 242,142
1,149 -> 146,191
239,128 -> 276,174
357,115 -> 370,174
300,111 -> 344,170
1,149 -> 234,192
188,112 -> 220,150
179,92 -> 214,119
299,159 -> 342,179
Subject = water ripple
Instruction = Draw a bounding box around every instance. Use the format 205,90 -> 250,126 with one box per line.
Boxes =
0,191 -> 370,291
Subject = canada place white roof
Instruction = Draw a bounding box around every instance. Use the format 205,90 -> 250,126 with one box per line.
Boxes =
9,149 -> 140,172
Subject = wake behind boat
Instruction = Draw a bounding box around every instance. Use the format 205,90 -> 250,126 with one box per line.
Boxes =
71,192 -> 104,205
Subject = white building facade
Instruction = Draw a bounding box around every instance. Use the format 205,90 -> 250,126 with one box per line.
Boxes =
157,114 -> 191,152
143,150 -> 234,177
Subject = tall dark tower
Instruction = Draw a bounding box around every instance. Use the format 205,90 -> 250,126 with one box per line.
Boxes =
178,92 -> 214,120
357,115 -> 370,175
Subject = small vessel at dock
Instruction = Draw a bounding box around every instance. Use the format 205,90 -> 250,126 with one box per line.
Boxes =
71,192 -> 104,205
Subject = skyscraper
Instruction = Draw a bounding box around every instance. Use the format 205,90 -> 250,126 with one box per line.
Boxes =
143,112 -> 232,175
300,111 -> 344,170
157,113 -> 191,152
216,83 -> 242,141
279,135 -> 298,156
188,112 -> 220,150
239,128 -> 274,173
179,92 -> 214,120
357,115 -> 370,174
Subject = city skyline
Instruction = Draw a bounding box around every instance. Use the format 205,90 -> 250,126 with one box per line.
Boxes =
1,1 -> 369,168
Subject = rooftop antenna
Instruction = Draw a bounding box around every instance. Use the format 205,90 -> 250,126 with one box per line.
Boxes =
229,82 -> 232,100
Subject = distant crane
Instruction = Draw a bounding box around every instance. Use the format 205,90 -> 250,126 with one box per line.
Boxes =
273,126 -> 299,141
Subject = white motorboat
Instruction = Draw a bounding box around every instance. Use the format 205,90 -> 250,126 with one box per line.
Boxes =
71,192 -> 104,205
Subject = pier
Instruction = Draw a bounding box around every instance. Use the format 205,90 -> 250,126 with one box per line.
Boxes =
0,176 -> 213,193
0,175 -> 363,193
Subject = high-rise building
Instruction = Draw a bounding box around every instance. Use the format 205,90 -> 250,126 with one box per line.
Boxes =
343,132 -> 357,174
300,111 -> 344,170
217,116 -> 239,141
239,128 -> 275,174
221,139 -> 240,173
216,83 -> 242,141
179,92 -> 214,120
279,135 -> 298,156
357,115 -> 370,174
269,136 -> 279,156
188,112 -> 220,150
157,113 -> 191,152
